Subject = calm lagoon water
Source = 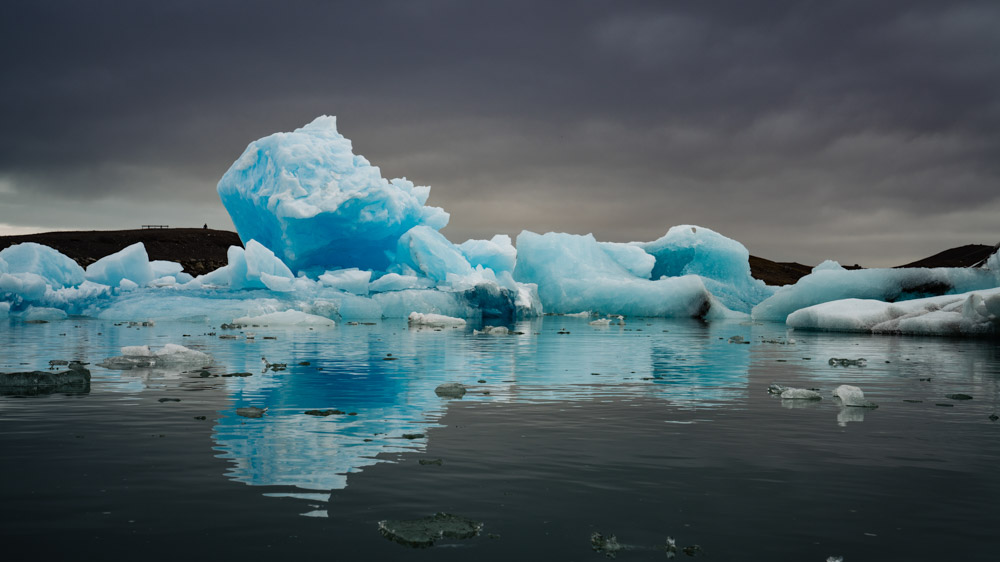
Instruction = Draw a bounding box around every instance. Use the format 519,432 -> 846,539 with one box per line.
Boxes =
2,316 -> 999,560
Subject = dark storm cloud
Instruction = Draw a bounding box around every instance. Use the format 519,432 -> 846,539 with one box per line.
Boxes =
1,0 -> 998,264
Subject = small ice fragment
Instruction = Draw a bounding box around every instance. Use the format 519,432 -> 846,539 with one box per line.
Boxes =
589,318 -> 612,326
378,512 -> 483,547
590,532 -> 622,558
780,388 -> 822,400
473,326 -> 509,335
767,383 -> 787,395
829,357 -> 866,367
407,312 -> 466,328
834,385 -> 878,408
236,407 -> 267,418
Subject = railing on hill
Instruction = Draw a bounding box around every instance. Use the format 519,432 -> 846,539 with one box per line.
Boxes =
140,225 -> 169,229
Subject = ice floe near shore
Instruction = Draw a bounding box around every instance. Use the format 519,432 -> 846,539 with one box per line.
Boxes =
2,116 -> 998,335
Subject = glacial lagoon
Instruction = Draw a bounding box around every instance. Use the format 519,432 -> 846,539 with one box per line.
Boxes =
2,316 -> 998,560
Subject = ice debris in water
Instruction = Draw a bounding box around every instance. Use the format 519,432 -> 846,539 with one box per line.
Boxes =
473,325 -> 509,335
590,532 -> 623,558
434,383 -> 467,398
377,512 -> 482,548
99,344 -> 212,369
236,406 -> 267,418
407,312 -> 466,328
780,388 -> 823,400
833,385 -> 878,408
828,357 -> 867,367
589,318 -> 612,326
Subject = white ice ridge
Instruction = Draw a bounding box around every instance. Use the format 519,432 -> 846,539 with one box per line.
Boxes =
787,287 -> 1000,337
752,258 -> 1000,322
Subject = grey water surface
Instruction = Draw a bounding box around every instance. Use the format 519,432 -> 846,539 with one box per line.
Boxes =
1,316 -> 998,560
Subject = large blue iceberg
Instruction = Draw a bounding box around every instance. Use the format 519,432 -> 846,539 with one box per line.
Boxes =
217,116 -> 448,272
3,116 -> 999,336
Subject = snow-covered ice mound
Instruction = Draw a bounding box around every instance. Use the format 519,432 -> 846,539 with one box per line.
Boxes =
787,287 -> 1000,337
753,259 -> 1000,322
217,116 -> 448,272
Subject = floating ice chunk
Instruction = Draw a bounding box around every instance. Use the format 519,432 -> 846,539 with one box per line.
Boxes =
94,291 -> 289,323
369,273 -> 434,293
395,225 -> 474,283
17,306 -> 67,322
377,512 -> 481,547
0,243 -> 85,288
85,243 -> 155,287
407,312 -> 467,327
474,325 -> 509,335
564,311 -> 593,318
589,318 -> 612,326
514,231 -> 720,317
458,234 -> 517,274
101,343 -> 212,369
121,345 -> 155,357
318,268 -> 371,295
217,115 -> 448,272
637,225 -> 775,313
374,288 -> 477,319
232,310 -> 335,326
753,265 -> 1000,322
780,388 -> 822,400
833,384 -> 877,408
787,287 -> 1000,337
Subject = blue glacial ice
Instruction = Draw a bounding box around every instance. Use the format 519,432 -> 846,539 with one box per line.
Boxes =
0,242 -> 85,288
637,225 -> 776,314
3,115 -> 999,336
217,115 -> 448,272
512,230 -> 730,318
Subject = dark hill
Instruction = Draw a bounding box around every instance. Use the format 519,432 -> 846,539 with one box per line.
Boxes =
0,228 -> 243,275
894,244 -> 996,269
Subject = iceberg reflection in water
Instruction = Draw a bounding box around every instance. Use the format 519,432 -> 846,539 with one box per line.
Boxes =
209,317 -> 754,491
4,315 -> 998,498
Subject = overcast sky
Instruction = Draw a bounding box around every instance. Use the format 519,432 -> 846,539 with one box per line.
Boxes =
1,0 -> 997,266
